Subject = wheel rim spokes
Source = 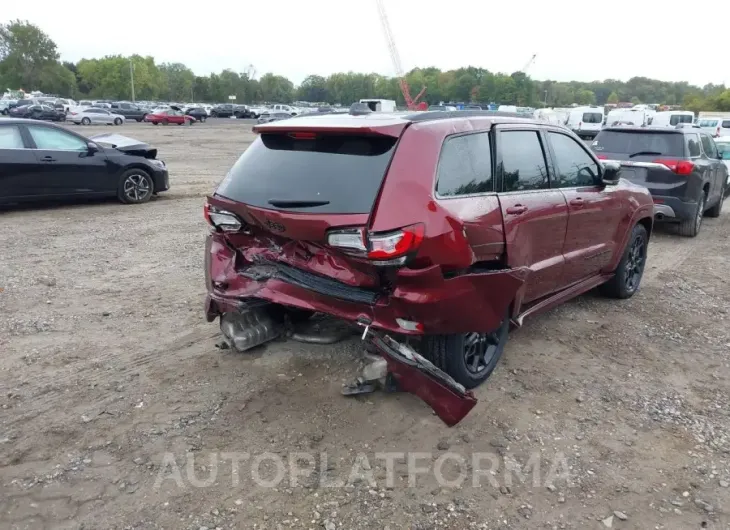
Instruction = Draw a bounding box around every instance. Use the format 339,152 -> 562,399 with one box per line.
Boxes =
124,175 -> 150,201
463,329 -> 501,375
624,235 -> 646,291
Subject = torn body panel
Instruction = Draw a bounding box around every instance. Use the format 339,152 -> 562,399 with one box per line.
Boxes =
205,232 -> 526,335
368,334 -> 477,427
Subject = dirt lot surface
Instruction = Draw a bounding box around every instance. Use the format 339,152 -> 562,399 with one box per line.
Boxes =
1,120 -> 730,530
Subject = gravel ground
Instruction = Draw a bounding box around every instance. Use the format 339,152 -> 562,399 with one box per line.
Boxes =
1,120 -> 729,530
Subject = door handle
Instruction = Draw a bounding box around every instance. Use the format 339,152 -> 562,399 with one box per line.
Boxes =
40,156 -> 56,162
506,204 -> 528,215
570,198 -> 585,206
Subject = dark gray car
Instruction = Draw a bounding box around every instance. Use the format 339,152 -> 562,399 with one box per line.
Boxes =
591,126 -> 727,236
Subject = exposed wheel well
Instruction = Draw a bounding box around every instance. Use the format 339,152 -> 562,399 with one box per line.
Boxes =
637,216 -> 653,240
703,183 -> 710,198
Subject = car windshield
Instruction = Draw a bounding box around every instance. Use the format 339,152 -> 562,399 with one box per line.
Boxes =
592,131 -> 685,157
698,119 -> 719,127
216,133 -> 398,214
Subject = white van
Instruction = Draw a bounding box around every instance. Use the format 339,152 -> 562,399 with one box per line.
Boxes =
359,99 -> 396,113
697,116 -> 730,138
604,108 -> 649,127
650,110 -> 694,128
497,105 -> 517,113
565,106 -> 604,138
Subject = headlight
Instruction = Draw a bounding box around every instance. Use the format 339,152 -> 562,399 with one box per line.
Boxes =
148,159 -> 166,169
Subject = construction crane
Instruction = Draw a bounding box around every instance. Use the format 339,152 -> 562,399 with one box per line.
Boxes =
375,0 -> 427,110
519,54 -> 537,75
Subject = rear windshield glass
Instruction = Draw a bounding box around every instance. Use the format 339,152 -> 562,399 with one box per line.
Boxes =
670,114 -> 693,125
698,119 -> 719,127
216,133 -> 398,214
592,131 -> 685,157
582,112 -> 603,123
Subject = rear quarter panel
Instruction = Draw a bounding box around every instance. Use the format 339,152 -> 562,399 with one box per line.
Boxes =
605,179 -> 654,272
370,118 -> 505,270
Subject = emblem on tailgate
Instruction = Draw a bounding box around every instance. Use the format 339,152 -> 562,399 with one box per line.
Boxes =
265,219 -> 286,233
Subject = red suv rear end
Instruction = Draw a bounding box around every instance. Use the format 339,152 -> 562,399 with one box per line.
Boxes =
205,111 -> 654,395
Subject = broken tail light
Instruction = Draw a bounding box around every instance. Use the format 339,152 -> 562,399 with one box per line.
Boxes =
654,159 -> 694,175
326,223 -> 425,266
204,203 -> 243,232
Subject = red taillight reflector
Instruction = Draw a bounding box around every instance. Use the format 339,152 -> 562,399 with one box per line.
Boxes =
288,132 -> 317,140
368,224 -> 425,260
203,202 -> 212,225
654,159 -> 694,175
596,154 -> 607,159
653,198 -> 664,204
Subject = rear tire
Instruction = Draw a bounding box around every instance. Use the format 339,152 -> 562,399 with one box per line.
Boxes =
705,194 -> 723,218
677,193 -> 705,237
421,314 -> 510,389
599,223 -> 648,299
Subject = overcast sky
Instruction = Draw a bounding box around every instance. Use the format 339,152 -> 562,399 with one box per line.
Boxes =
3,0 -> 727,87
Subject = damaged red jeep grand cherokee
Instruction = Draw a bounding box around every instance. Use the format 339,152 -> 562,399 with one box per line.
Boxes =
204,110 -> 654,425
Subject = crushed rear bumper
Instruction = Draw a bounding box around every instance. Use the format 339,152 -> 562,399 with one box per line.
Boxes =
204,234 -> 525,336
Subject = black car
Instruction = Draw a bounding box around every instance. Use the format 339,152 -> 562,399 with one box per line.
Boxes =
0,119 -> 169,205
591,125 -> 727,236
184,107 -> 208,122
110,102 -> 148,122
9,104 -> 66,122
210,104 -> 235,118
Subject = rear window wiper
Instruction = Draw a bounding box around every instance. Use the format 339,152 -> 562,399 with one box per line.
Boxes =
628,151 -> 662,158
268,199 -> 330,208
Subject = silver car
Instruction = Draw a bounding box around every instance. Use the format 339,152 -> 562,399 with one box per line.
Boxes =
67,108 -> 126,126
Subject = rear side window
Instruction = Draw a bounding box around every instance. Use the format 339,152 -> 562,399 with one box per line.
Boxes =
0,126 -> 24,149
722,120 -> 730,129
500,131 -> 549,192
698,119 -> 719,127
548,132 -> 600,188
670,114 -> 693,125
592,131 -> 685,157
216,133 -> 398,214
436,132 -> 493,197
582,112 -> 603,123
700,134 -> 718,158
686,134 -> 701,157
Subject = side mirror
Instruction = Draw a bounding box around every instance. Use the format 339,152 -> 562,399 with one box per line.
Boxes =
87,142 -> 99,153
601,160 -> 620,186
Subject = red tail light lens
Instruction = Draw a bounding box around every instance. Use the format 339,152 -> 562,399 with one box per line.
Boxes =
288,132 -> 317,140
596,154 -> 607,160
327,224 -> 425,266
368,224 -> 425,261
654,159 -> 694,175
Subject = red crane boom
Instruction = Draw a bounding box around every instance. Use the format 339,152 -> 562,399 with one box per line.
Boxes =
375,0 -> 426,110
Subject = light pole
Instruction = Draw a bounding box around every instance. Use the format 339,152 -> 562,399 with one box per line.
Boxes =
130,59 -> 136,102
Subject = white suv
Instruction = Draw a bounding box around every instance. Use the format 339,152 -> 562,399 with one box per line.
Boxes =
698,117 -> 730,138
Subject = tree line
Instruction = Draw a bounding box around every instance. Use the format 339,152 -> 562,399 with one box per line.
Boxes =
2,20 -> 730,112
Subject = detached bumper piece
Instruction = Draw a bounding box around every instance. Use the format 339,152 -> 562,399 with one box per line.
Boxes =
366,333 -> 477,427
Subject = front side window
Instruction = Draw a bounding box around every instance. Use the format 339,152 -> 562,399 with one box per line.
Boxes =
500,130 -> 549,192
28,126 -> 87,151
436,132 -> 493,197
548,132 -> 600,188
0,126 -> 25,149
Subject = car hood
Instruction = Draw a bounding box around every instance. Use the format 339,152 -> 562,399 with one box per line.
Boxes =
90,133 -> 158,159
